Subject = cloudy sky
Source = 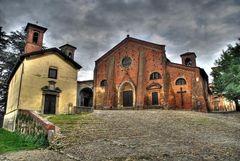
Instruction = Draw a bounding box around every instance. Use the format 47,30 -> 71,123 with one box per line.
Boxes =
1,0 -> 240,81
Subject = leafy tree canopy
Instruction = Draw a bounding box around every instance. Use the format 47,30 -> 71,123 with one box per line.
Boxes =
211,39 -> 240,111
0,27 -> 26,112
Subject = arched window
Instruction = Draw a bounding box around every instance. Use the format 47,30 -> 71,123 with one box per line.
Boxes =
68,52 -> 72,57
185,58 -> 192,66
176,78 -> 186,85
100,80 -> 107,87
150,72 -> 161,80
32,32 -> 39,44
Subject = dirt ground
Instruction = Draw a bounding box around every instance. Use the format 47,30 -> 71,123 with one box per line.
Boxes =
1,110 -> 240,161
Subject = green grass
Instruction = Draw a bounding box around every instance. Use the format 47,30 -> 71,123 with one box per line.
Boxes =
0,129 -> 45,154
47,113 -> 91,132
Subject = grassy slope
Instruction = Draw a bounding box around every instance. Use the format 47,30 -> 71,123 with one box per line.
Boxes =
47,113 -> 91,133
0,129 -> 43,154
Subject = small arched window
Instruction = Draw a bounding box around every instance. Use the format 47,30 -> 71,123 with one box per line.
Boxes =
100,80 -> 107,87
68,52 -> 72,57
32,32 -> 39,44
185,58 -> 192,66
176,78 -> 186,85
150,72 -> 161,80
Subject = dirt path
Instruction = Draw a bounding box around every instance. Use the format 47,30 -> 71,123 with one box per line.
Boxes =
1,110 -> 240,161
0,149 -> 74,161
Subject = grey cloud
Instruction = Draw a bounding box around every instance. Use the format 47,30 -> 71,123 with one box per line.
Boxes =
0,9 -> 6,26
1,0 -> 240,80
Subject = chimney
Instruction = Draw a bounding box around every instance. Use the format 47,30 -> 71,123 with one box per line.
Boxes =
59,44 -> 76,59
24,23 -> 47,54
180,52 -> 197,67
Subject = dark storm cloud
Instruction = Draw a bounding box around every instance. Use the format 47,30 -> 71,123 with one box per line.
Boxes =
1,0 -> 240,80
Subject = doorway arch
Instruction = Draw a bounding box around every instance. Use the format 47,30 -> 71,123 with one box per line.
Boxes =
118,81 -> 136,107
79,88 -> 93,107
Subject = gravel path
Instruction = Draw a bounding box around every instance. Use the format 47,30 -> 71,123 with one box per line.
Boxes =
1,110 -> 240,161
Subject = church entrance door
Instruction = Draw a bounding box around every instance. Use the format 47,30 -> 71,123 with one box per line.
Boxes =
152,92 -> 158,105
123,90 -> 133,106
44,94 -> 56,114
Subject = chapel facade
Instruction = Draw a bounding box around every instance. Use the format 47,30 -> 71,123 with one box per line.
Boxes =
93,36 -> 210,112
3,23 -> 81,130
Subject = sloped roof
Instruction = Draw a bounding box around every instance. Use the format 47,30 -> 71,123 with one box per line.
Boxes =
8,48 -> 82,83
180,52 -> 197,58
95,36 -> 165,63
24,23 -> 47,32
59,44 -> 77,49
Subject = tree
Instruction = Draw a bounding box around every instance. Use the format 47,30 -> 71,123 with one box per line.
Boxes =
211,39 -> 240,111
0,28 -> 8,113
0,27 -> 26,112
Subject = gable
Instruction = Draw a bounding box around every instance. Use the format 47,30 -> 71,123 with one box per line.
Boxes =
7,48 -> 81,84
25,53 -> 77,73
25,51 -> 79,70
23,48 -> 81,69
95,36 -> 165,63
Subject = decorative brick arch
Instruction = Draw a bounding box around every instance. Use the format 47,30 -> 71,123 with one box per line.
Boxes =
117,81 -> 136,108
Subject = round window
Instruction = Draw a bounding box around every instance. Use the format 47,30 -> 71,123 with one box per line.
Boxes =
122,56 -> 132,68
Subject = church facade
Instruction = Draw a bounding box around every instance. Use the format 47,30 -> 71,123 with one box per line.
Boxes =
3,23 -> 81,130
93,36 -> 209,112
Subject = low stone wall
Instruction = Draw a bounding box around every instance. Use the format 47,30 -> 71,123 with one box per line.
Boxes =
3,110 -> 18,131
94,105 -> 168,110
74,106 -> 93,113
16,110 -> 56,142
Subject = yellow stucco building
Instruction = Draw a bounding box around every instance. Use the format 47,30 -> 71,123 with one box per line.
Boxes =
3,23 -> 81,130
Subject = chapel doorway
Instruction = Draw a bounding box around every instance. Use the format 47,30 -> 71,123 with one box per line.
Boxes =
44,94 -> 56,114
80,88 -> 93,107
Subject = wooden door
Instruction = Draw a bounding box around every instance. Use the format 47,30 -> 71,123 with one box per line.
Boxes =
44,94 -> 56,114
152,92 -> 158,105
123,91 -> 133,106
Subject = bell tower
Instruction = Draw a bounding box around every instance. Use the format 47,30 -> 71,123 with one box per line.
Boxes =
59,44 -> 77,59
180,52 -> 197,67
24,23 -> 47,54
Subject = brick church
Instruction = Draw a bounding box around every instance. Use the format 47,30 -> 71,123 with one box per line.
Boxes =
3,22 -> 211,130
93,36 -> 210,112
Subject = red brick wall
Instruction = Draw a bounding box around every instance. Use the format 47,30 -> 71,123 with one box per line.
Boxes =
24,27 -> 45,53
94,38 -> 209,112
166,64 -> 195,110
